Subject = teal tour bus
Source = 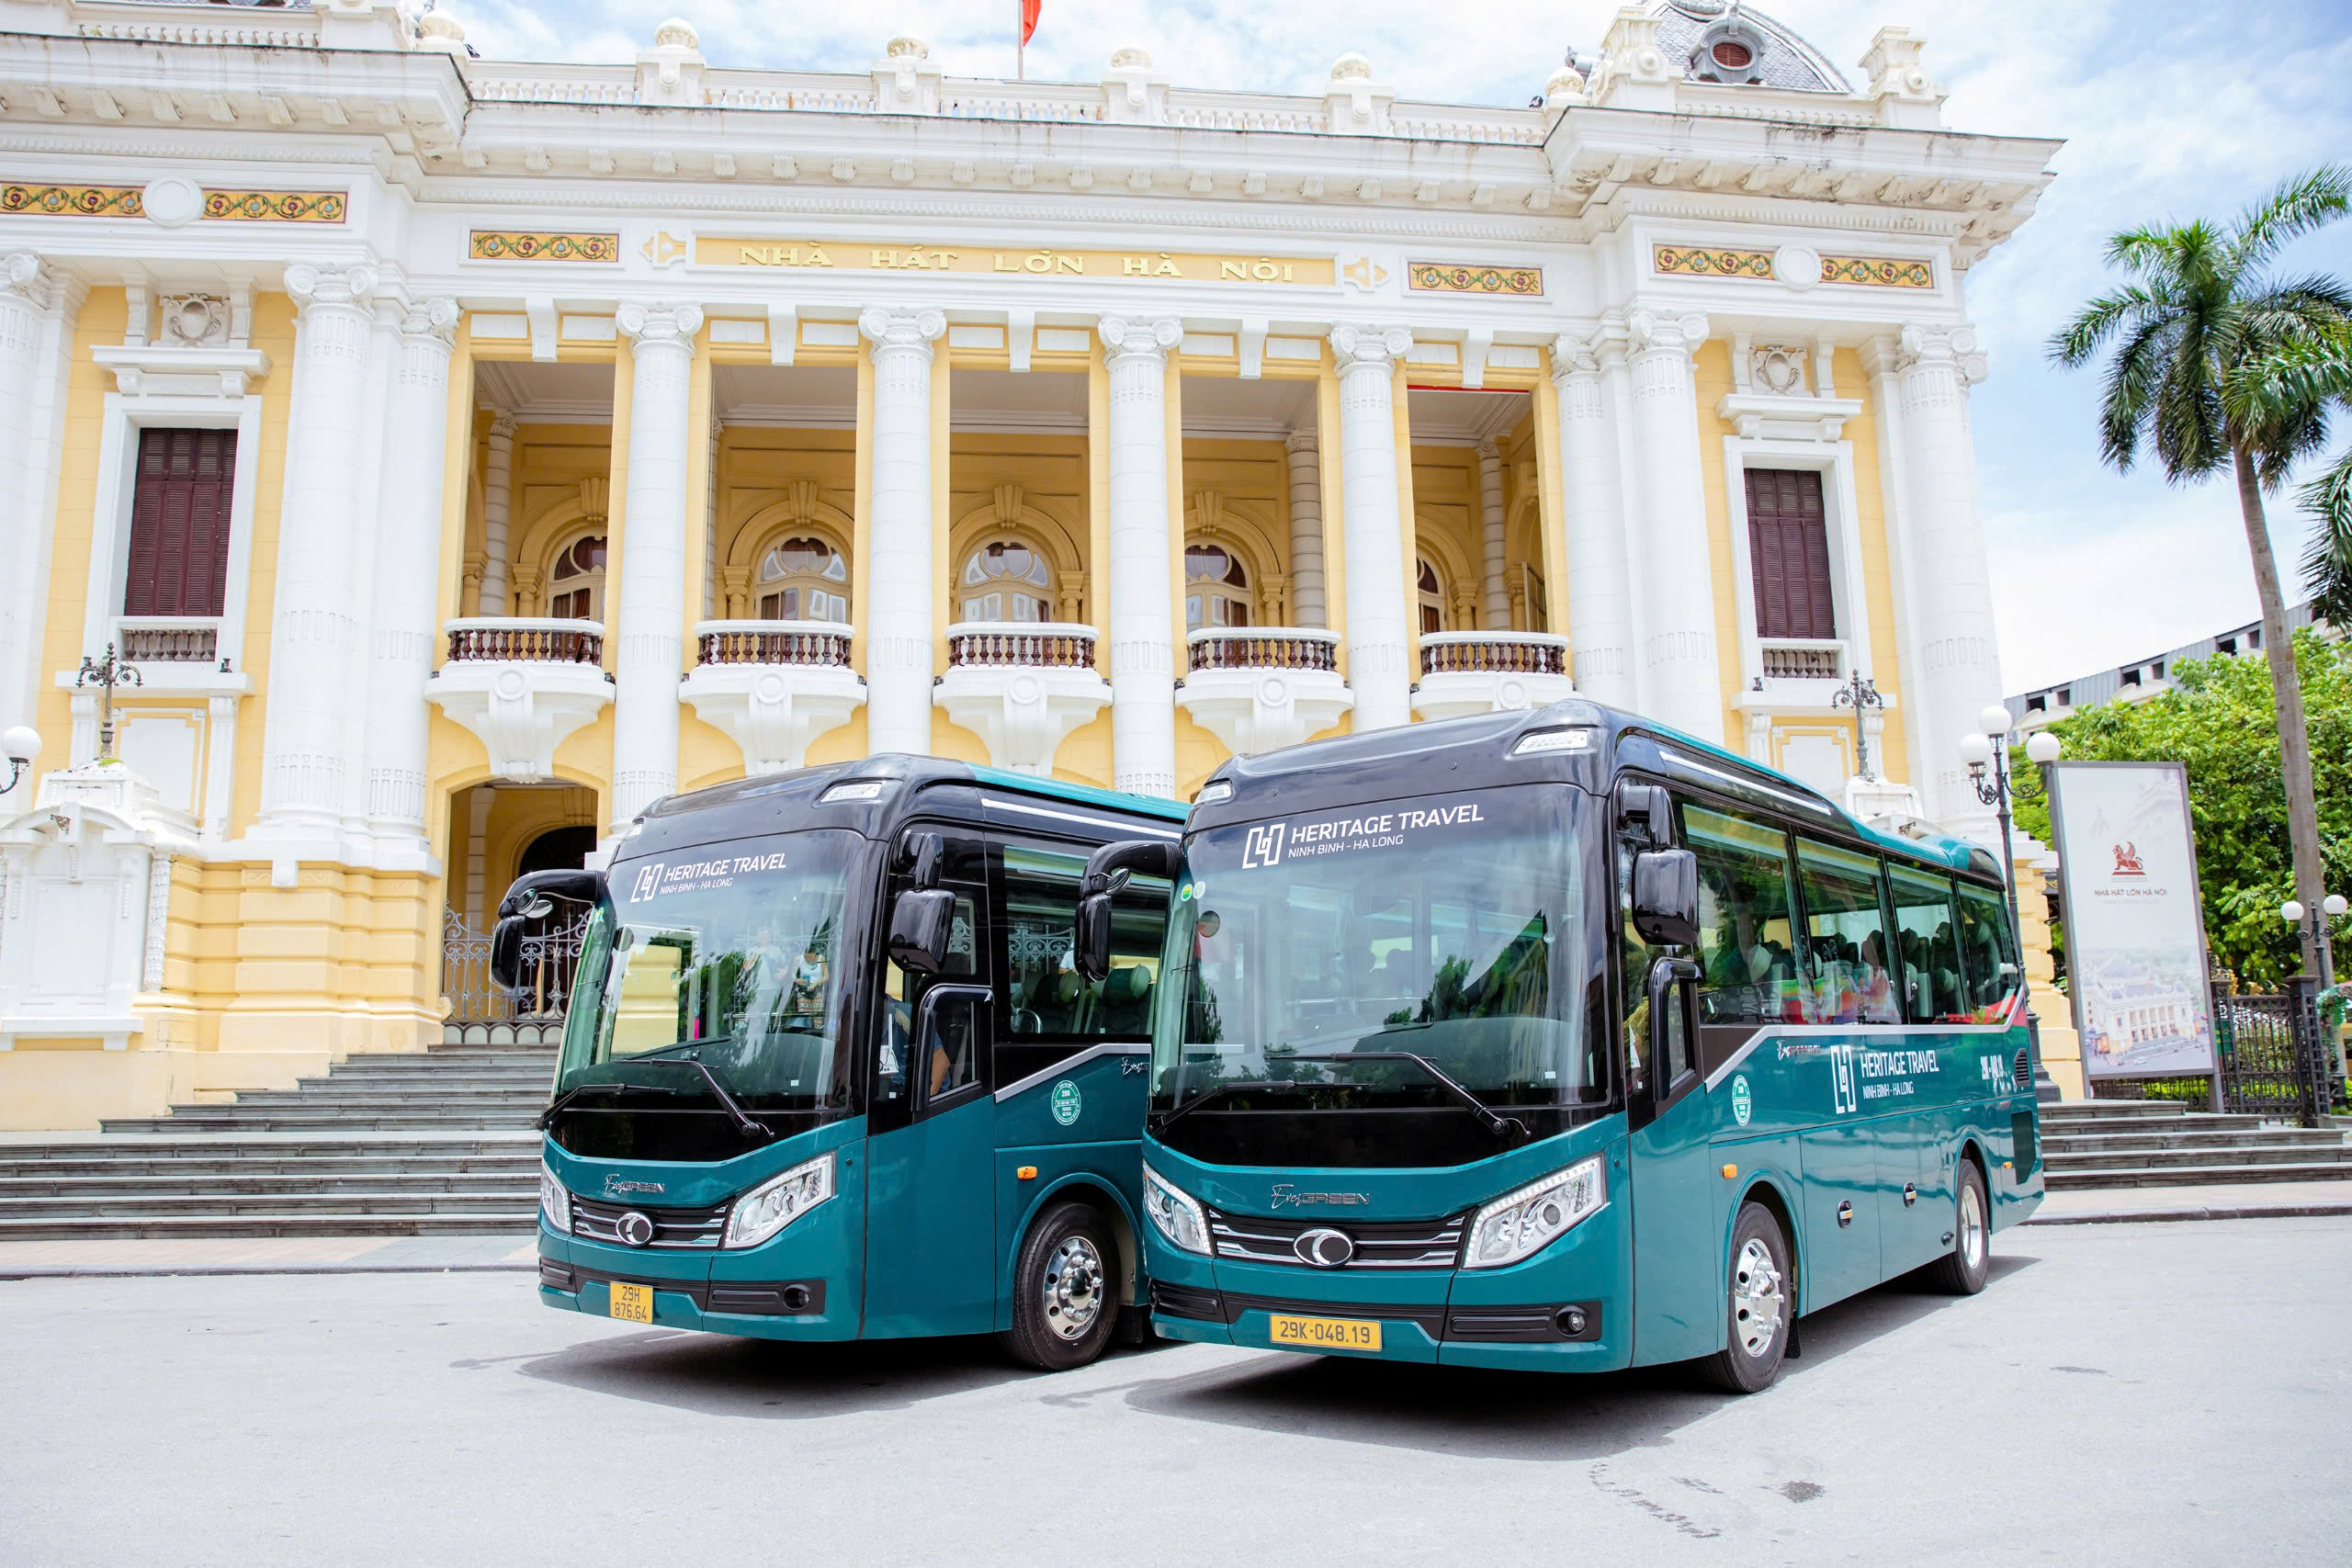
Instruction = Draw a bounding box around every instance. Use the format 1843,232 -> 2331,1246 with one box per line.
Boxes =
501,755 -> 1183,1370
1075,701 -> 2041,1393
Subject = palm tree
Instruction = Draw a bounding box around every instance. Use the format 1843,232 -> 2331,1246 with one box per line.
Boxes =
2050,165 -> 2352,978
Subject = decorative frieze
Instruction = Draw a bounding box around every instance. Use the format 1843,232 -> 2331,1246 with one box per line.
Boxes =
2,184 -> 143,218
469,231 -> 620,262
1407,263 -> 1543,296
700,238 -> 1334,285
1653,243 -> 1935,289
201,190 -> 345,222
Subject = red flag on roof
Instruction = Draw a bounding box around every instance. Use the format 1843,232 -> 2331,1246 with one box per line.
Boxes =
1022,0 -> 1042,45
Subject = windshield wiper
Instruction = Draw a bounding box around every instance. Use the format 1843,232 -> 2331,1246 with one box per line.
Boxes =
536,1079 -> 688,1130
1280,1051 -> 1529,1143
1148,1078 -> 1306,1134
637,1056 -> 776,1145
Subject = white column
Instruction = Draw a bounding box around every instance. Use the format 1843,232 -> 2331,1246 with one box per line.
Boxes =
1329,324 -> 1415,730
1099,315 -> 1182,796
1891,322 -> 2000,836
859,307 -> 945,757
337,295 -> 401,833
0,252 -> 53,736
363,297 -> 458,850
1476,436 -> 1510,630
609,301 -> 703,829
1552,328 -> 1636,708
1284,428 -> 1327,628
254,263 -> 379,841
1624,310 -> 1724,742
478,412 -> 515,615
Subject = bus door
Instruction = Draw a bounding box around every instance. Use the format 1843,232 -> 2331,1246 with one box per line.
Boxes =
864,848 -> 1000,1337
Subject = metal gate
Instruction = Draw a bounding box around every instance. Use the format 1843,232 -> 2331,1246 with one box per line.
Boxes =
2211,980 -> 2334,1125
441,907 -> 590,1046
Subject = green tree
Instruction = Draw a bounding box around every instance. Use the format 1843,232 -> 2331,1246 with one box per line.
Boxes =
2049,165 -> 2352,978
2011,630 -> 2352,987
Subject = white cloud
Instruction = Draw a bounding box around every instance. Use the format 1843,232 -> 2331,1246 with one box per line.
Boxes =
444,0 -> 2352,691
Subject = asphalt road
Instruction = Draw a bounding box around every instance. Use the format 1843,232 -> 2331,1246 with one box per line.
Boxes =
5,1218 -> 2346,1567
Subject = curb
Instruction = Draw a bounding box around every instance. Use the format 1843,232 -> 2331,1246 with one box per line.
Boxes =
2021,1202 -> 2352,1227
0,1262 -> 537,1281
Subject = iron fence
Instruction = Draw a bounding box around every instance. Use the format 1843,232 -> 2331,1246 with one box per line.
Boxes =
442,907 -> 590,1043
2211,979 -> 2333,1125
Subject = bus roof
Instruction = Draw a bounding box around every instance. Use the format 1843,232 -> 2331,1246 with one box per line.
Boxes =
964,763 -> 1189,823
1198,697 -> 2001,886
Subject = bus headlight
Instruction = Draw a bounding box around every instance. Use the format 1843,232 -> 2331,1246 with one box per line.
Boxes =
1143,1165 -> 1211,1255
1464,1156 -> 1606,1269
724,1152 -> 836,1248
539,1161 -> 571,1235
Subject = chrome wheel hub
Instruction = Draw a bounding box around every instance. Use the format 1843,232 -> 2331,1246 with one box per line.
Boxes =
1042,1234 -> 1106,1342
1732,1235 -> 1784,1359
1960,1182 -> 1987,1271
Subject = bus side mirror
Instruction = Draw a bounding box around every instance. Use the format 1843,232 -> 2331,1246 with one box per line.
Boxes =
497,867 -> 606,920
490,916 -> 526,992
899,831 -> 945,890
888,888 -> 956,974
1614,781 -> 1673,848
1631,849 -> 1700,947
1072,892 -> 1114,984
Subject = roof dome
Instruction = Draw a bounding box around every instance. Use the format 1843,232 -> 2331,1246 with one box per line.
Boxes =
1651,1 -> 1849,93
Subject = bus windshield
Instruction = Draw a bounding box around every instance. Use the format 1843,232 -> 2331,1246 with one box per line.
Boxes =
557,830 -> 861,1118
1152,787 -> 1604,1133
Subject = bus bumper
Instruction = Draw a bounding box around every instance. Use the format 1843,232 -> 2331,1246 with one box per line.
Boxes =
537,1201 -> 863,1342
1146,1207 -> 1632,1373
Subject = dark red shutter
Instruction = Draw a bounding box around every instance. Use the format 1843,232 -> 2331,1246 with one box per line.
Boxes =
1746,468 -> 1834,641
123,427 -> 237,615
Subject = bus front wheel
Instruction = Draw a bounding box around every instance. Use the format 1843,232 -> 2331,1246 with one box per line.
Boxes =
1002,1199 -> 1119,1371
1922,1160 -> 1991,1296
1698,1202 -> 1791,1395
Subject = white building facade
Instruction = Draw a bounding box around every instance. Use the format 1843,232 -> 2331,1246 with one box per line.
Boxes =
0,0 -> 2059,1122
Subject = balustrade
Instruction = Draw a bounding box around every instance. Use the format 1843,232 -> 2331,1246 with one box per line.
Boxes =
695,619 -> 853,668
1418,630 -> 1569,679
944,621 -> 1099,670
445,617 -> 605,666
1758,638 -> 1846,681
115,616 -> 218,664
1186,626 -> 1340,673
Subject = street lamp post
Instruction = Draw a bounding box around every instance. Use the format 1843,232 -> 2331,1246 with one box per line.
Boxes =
2278,894 -> 2348,1111
1961,704 -> 2063,1101
1830,672 -> 1884,780
73,643 -> 141,763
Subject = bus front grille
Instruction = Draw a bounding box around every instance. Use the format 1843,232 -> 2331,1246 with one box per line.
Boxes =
1205,1208 -> 1465,1269
570,1195 -> 729,1249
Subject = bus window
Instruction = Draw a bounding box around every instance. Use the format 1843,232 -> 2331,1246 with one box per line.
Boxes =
996,839 -> 1168,1043
880,892 -> 978,1108
1793,838 -> 1899,1025
1681,805 -> 1803,1029
1954,882 -> 2022,1020
1888,866 -> 1967,1023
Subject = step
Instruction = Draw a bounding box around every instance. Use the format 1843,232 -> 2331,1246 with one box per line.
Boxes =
0,1172 -> 540,1201
0,1190 -> 538,1220
0,1151 -> 538,1179
2042,1128 -> 2347,1156
2041,1102 -> 2197,1122
307,1070 -> 552,1089
0,1136 -> 538,1162
2043,1161 -> 2352,1190
0,1213 -> 536,1241
99,1113 -> 538,1134
2045,1144 -> 2352,1174
2041,1111 -> 2274,1135
219,1092 -> 548,1111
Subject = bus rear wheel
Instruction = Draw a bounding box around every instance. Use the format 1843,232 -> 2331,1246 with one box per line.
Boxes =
1002,1199 -> 1118,1371
1698,1202 -> 1790,1395
1923,1160 -> 1991,1296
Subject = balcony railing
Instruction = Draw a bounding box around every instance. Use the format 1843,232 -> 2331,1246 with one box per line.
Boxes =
944,621 -> 1099,670
115,615 -> 220,664
695,619 -> 854,668
1187,626 -> 1340,673
1419,630 -> 1569,678
1758,638 -> 1846,681
445,617 -> 605,665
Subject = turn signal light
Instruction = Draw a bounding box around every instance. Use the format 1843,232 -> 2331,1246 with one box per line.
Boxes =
1017,1165 -> 1037,1180
1721,1164 -> 1738,1180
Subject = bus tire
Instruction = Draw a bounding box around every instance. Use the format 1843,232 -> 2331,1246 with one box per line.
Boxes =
1001,1200 -> 1119,1371
1698,1202 -> 1791,1395
1923,1159 -> 1991,1296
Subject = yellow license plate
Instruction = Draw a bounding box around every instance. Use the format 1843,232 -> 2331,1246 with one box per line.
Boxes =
1268,1313 -> 1382,1352
607,1280 -> 653,1324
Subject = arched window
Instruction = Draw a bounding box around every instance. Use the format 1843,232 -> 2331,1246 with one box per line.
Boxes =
960,540 -> 1054,623
1184,544 -> 1251,631
1418,558 -> 1448,635
756,535 -> 850,622
549,536 -> 605,621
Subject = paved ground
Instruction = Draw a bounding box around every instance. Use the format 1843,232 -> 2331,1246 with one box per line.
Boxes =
4,1217 -> 2346,1566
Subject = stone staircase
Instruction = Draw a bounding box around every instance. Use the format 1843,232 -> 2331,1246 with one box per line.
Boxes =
0,1042 -> 549,1240
2041,1100 -> 2352,1190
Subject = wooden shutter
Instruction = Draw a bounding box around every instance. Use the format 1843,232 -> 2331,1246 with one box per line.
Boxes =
1744,468 -> 1834,641
123,428 -> 237,615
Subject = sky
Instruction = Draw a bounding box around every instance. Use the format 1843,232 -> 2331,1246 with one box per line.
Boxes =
447,0 -> 2352,694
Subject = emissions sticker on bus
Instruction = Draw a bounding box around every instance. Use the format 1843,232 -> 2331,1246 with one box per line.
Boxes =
1243,800 -> 1488,865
